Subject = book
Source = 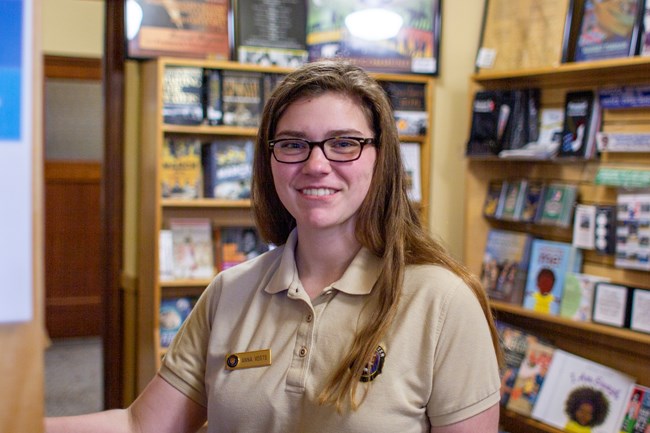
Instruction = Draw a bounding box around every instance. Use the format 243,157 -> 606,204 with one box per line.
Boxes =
483,180 -> 507,219
558,90 -> 601,159
160,138 -> 202,199
592,282 -> 633,328
159,229 -> 174,282
573,204 -> 597,250
233,0 -> 308,67
381,81 -> 428,136
496,321 -> 539,406
630,288 -> 650,334
519,180 -> 546,223
523,239 -> 583,315
221,70 -> 263,127
202,139 -> 254,200
538,183 -> 578,227
204,69 -> 223,126
642,1 -> 650,56
466,90 -> 514,156
573,0 -> 644,62
218,226 -> 270,271
505,339 -> 556,416
559,272 -> 610,322
501,89 -> 540,153
615,190 -> 650,271
531,349 -> 636,433
159,296 -> 196,348
594,205 -> 617,255
500,179 -> 527,221
400,142 -> 422,202
262,73 -> 287,107
480,229 -> 533,305
162,66 -> 204,125
620,385 -> 650,433
169,218 -> 215,280
498,107 -> 563,159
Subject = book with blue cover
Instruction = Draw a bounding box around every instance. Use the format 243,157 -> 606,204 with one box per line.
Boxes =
523,239 -> 583,315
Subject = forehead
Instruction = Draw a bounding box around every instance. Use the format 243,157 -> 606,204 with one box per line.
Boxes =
276,92 -> 372,132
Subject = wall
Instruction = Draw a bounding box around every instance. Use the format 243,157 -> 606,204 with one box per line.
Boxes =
42,0 -> 104,57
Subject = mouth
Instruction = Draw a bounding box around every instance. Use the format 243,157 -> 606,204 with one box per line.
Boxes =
300,187 -> 337,197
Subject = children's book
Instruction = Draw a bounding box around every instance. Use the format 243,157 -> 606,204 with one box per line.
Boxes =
505,339 -> 556,416
500,179 -> 527,221
159,296 -> 196,348
169,218 -> 215,280
523,239 -> 583,315
519,180 -> 546,223
531,349 -> 636,433
480,229 -> 534,305
559,272 -> 610,322
538,183 -> 578,228
620,385 -> 650,433
483,180 -> 507,219
496,321 -> 539,406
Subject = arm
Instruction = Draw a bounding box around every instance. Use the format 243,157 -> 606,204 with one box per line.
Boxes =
45,374 -> 207,433
431,403 -> 500,433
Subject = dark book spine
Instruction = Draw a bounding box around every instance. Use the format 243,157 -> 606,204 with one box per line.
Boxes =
162,66 -> 205,125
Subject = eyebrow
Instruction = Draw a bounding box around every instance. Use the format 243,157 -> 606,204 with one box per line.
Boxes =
274,129 -> 367,139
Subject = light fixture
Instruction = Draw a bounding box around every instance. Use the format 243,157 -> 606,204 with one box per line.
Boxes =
344,8 -> 403,41
125,0 -> 144,41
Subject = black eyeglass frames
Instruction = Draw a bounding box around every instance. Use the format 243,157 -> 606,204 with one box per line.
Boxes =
268,136 -> 375,163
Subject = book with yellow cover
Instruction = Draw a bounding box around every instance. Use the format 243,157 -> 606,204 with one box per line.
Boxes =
161,138 -> 202,199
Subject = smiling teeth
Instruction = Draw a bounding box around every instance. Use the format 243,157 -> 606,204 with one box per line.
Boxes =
302,188 -> 335,196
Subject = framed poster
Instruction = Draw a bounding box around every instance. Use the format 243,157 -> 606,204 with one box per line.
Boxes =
233,0 -> 308,67
306,0 -> 441,75
124,0 -> 231,60
573,0 -> 645,62
476,0 -> 573,72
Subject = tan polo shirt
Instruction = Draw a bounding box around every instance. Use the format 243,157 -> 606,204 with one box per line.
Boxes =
160,230 -> 500,432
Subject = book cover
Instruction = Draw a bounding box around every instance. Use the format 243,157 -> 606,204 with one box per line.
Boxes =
496,321 -> 539,406
559,272 -> 610,322
218,226 -> 270,271
538,183 -> 578,227
592,282 -> 633,328
160,138 -> 202,199
466,90 -> 514,156
523,239 -> 584,315
483,180 -> 507,219
221,70 -> 263,127
519,180 -> 546,223
506,339 -> 556,416
480,229 -> 533,305
615,191 -> 650,271
169,218 -> 215,280
202,139 -> 254,200
594,205 -> 617,255
573,0 -> 644,62
500,179 -> 527,221
381,81 -> 428,136
159,296 -> 196,348
630,288 -> 650,334
262,73 -> 287,107
558,90 -> 600,158
531,349 -> 636,433
642,1 -> 650,56
159,229 -> 174,282
400,142 -> 422,202
620,385 -> 650,433
204,68 -> 222,126
162,66 -> 204,125
573,204 -> 598,250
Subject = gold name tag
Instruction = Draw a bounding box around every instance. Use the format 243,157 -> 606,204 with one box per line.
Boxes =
225,349 -> 272,370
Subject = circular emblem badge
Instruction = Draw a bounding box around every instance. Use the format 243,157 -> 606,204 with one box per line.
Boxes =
359,346 -> 386,382
226,354 -> 239,369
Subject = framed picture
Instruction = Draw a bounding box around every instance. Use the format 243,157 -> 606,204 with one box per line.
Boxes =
572,0 -> 645,62
124,0 -> 231,60
306,0 -> 441,75
476,0 -> 574,72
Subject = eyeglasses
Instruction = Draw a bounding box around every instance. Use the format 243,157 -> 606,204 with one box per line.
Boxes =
268,136 -> 375,164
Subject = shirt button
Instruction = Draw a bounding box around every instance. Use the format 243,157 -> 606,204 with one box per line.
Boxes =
299,346 -> 308,357
306,313 -> 313,323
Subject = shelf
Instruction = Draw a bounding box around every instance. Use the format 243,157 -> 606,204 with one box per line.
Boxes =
162,198 -> 251,208
162,124 -> 258,136
500,408 -> 565,433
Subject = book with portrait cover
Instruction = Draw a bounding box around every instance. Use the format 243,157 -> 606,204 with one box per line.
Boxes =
169,218 -> 215,280
523,239 -> 583,315
160,137 -> 202,199
496,321 -> 540,407
162,65 -> 204,125
505,339 -> 556,416
221,70 -> 263,127
480,229 -> 533,305
538,183 -> 578,227
218,226 -> 270,271
573,0 -> 644,62
531,349 -> 635,433
619,384 -> 650,433
202,139 -> 254,200
159,296 -> 197,348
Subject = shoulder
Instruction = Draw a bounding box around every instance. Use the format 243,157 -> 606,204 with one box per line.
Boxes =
402,264 -> 476,306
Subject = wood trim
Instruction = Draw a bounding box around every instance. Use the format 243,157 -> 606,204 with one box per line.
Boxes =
103,0 -> 126,410
45,161 -> 101,182
44,55 -> 102,80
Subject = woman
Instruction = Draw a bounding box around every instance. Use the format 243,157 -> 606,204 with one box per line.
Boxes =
47,60 -> 501,433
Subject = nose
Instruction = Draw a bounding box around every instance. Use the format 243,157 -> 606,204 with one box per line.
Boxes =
302,145 -> 332,174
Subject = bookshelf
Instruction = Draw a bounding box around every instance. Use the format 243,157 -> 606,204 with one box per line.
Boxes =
134,57 -> 435,392
464,56 -> 650,433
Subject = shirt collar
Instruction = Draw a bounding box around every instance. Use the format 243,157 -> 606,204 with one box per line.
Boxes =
264,229 -> 382,296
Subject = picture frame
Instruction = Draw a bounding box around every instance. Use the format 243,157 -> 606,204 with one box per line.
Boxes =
124,0 -> 231,60
306,0 -> 441,75
572,0 -> 645,62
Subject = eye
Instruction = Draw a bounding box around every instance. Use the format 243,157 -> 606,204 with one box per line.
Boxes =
328,138 -> 361,153
277,140 -> 308,152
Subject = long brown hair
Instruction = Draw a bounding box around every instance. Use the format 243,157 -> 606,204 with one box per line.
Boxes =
251,60 -> 502,411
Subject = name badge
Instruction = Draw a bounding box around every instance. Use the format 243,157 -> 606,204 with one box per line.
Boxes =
225,349 -> 272,370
